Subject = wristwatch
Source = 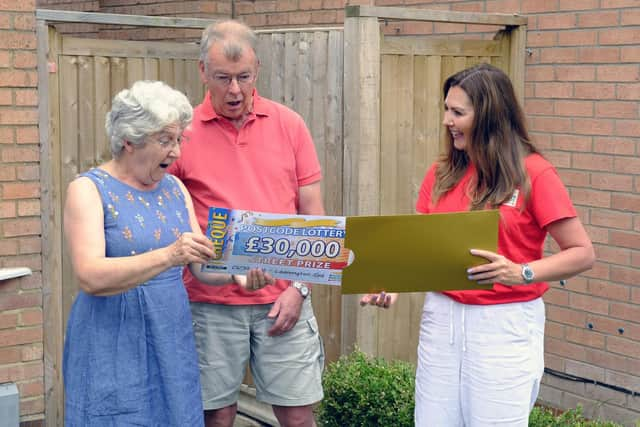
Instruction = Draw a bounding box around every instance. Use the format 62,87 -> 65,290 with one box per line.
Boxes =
291,281 -> 310,299
521,263 -> 535,284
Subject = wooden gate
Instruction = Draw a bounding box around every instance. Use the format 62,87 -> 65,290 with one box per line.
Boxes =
342,5 -> 527,363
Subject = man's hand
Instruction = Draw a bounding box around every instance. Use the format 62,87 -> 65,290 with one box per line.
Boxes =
360,291 -> 398,309
267,285 -> 304,336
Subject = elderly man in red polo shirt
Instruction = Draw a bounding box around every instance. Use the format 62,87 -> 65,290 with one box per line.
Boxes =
168,20 -> 325,427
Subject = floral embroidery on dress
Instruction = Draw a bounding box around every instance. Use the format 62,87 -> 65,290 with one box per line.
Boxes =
172,187 -> 182,199
122,226 -> 133,241
135,213 -> 145,228
163,189 -> 172,200
157,195 -> 164,207
126,191 -> 135,202
156,210 -> 167,224
154,229 -> 161,241
175,211 -> 184,224
108,191 -> 120,203
106,203 -> 119,219
172,228 -> 181,239
138,196 -> 150,208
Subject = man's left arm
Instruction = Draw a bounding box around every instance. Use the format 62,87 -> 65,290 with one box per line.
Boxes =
298,181 -> 325,216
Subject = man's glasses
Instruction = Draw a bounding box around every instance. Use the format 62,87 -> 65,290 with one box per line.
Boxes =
211,72 -> 255,87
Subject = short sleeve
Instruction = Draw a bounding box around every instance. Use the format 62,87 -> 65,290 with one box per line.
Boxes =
416,163 -> 438,213
292,115 -> 322,186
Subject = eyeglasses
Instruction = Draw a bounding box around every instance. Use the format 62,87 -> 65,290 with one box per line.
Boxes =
211,72 -> 255,87
148,134 -> 184,150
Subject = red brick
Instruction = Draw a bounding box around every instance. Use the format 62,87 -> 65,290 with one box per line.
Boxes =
265,13 -> 289,26
610,301 -> 640,323
0,200 -> 15,219
18,236 -> 40,254
18,200 -> 40,217
0,238 -> 18,255
588,279 -> 631,301
606,335 -> 640,359
566,326 -> 605,349
525,65 -> 555,81
616,83 -> 640,101
584,224 -> 610,244
19,308 -> 42,326
0,14 -> 9,29
557,169 -> 589,187
3,254 -> 41,270
593,136 -> 636,155
531,132 -> 552,150
16,164 -> 38,181
289,11 -> 312,25
573,118 -> 615,136
521,0 -> 558,13
545,151 -> 572,168
545,304 -> 587,327
0,326 -> 42,346
569,292 -> 610,315
234,1 -> 255,15
18,271 -> 41,291
594,244 -> 631,265
20,395 -> 44,417
558,30 -> 597,46
577,10 -> 619,27
452,2 -> 484,13
0,88 -> 12,105
2,182 -> 39,199
21,344 -> 42,362
544,286 -> 569,305
0,164 -> 15,180
0,69 -> 37,87
537,13 -> 578,30
323,0 -> 345,8
572,153 -> 613,171
586,348 -> 633,373
13,13 -> 35,31
552,134 -> 592,151
610,230 -> 640,250
525,99 -> 554,115
615,119 -> 640,137
1,147 -> 38,162
254,0 -> 277,13
590,172 -> 633,192
15,89 -> 37,106
534,82 -> 573,98
591,209 -> 633,230
243,14 -> 266,27
578,47 -> 620,63
621,46 -> 640,62
600,27 -> 640,45
540,47 -> 578,63
0,31 -> 36,49
311,9 -> 337,24
574,82 -> 616,99
16,126 -> 38,144
0,108 -> 38,125
545,336 -> 587,361
0,347 -> 20,364
0,126 -> 13,143
1,217 -> 41,237
530,116 -> 572,133
595,101 -> 638,119
597,65 -> 640,82
18,380 -> 43,398
0,0 -> 35,11
526,32 -> 557,48
555,100 -> 593,117
0,310 -> 18,329
555,65 -> 595,81
612,156 -> 640,174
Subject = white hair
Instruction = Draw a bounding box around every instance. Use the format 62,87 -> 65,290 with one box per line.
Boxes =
105,80 -> 193,157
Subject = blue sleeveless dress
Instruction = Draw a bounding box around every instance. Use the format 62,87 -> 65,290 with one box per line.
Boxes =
63,169 -> 204,426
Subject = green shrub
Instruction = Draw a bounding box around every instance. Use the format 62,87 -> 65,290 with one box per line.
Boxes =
317,348 -> 415,427
529,405 -> 623,427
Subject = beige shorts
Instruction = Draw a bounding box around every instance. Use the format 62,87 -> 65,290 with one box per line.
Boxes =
190,298 -> 325,410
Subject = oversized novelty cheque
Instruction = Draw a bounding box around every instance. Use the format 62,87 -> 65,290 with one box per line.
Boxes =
203,207 -> 499,294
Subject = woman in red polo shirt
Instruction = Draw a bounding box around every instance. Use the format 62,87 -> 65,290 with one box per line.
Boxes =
361,63 -> 595,427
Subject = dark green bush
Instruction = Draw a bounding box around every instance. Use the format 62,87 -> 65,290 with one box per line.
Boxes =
317,348 -> 415,427
529,405 -> 623,427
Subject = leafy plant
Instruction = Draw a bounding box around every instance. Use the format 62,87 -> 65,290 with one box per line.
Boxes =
529,405 -> 623,427
317,348 -> 415,427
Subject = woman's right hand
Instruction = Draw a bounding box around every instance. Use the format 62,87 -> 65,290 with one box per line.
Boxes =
168,232 -> 215,266
359,292 -> 398,309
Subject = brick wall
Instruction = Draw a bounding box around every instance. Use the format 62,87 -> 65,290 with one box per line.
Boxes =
0,0 -> 44,425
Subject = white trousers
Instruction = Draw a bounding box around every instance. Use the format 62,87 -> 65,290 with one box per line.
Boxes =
415,292 -> 545,427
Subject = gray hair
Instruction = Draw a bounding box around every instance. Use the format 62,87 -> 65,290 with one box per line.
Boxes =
105,80 -> 193,157
200,20 -> 258,73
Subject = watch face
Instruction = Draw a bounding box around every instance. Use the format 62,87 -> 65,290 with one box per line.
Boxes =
299,285 -> 309,297
523,265 -> 534,281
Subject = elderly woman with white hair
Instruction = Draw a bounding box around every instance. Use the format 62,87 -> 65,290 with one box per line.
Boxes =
62,80 -> 272,426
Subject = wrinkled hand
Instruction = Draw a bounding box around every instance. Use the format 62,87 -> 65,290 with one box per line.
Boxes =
233,269 -> 275,291
359,292 -> 398,309
169,232 -> 215,266
468,249 -> 522,285
267,286 -> 304,336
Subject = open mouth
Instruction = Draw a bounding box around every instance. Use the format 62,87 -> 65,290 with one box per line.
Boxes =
227,100 -> 242,107
159,163 -> 169,169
